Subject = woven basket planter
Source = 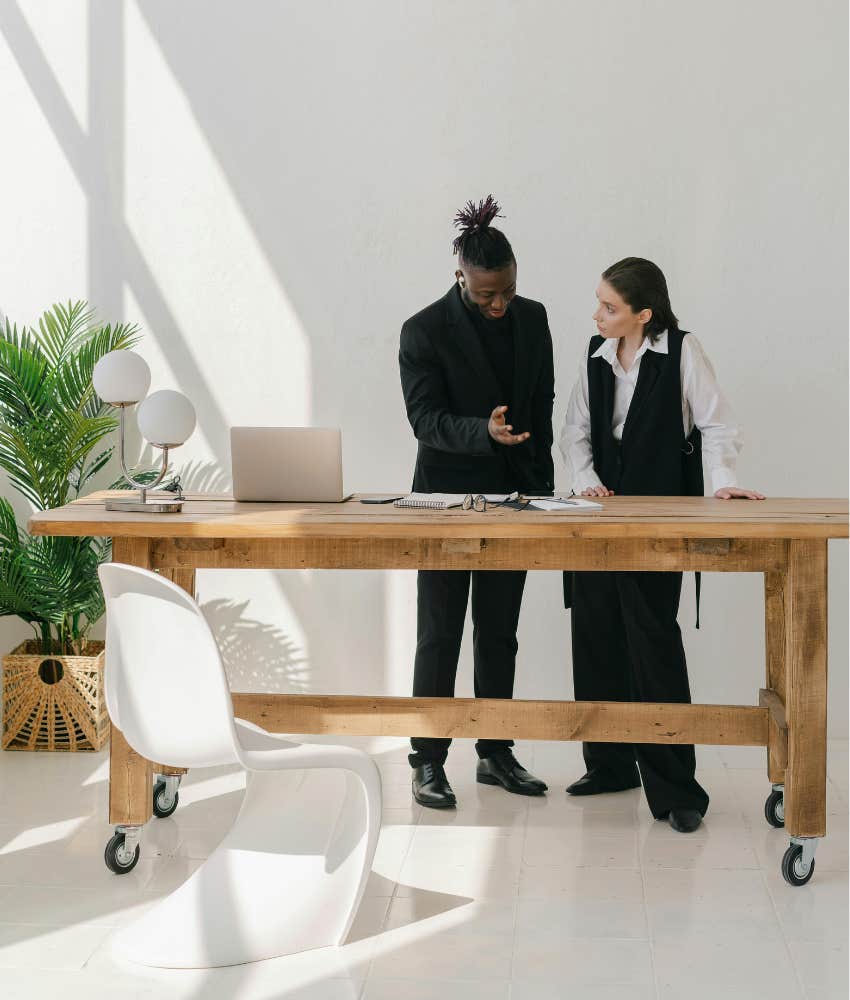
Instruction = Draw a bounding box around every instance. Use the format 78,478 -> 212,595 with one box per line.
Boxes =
2,640 -> 109,751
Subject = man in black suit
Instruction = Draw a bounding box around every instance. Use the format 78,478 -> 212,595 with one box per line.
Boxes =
398,196 -> 555,808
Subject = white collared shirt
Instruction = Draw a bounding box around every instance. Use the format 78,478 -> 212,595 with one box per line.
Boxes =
559,330 -> 741,495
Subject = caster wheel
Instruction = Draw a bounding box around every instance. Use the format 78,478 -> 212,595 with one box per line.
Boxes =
104,832 -> 140,874
153,779 -> 179,818
781,843 -> 815,887
764,789 -> 785,828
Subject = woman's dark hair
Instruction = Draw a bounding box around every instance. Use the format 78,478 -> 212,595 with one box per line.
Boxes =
452,195 -> 515,270
602,257 -> 679,342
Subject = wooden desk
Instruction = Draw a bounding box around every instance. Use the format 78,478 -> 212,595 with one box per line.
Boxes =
30,492 -> 848,884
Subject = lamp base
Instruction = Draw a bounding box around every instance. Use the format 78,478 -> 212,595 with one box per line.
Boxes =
104,499 -> 183,514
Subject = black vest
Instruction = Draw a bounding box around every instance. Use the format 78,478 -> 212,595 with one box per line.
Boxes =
564,329 -> 704,623
587,329 -> 703,497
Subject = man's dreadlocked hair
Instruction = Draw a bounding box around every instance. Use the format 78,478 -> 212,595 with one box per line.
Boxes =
452,195 -> 515,270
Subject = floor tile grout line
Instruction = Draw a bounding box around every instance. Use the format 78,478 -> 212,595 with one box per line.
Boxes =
725,760 -> 810,998
503,792 -> 530,985
361,771 -> 421,987
758,862 -> 809,1000
637,808 -> 663,1000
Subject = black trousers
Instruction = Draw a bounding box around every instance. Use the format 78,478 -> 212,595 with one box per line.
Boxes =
409,569 -> 527,767
570,570 -> 709,818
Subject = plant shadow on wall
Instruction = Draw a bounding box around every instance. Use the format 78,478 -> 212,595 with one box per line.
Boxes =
176,458 -> 232,494
149,460 -> 313,694
201,597 -> 309,694
130,450 -> 233,496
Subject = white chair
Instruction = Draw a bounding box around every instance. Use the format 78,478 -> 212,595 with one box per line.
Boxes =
98,563 -> 382,969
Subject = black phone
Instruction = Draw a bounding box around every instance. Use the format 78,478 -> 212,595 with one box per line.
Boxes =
359,496 -> 404,504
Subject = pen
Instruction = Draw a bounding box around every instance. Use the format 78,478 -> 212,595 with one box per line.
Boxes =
521,495 -> 579,504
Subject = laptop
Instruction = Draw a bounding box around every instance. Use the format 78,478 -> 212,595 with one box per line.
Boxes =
230,427 -> 351,502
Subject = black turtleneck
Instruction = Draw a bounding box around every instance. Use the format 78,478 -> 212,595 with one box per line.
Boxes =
466,299 -> 515,412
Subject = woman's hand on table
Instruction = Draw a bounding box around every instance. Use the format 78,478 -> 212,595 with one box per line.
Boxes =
581,485 -> 615,498
714,487 -> 766,500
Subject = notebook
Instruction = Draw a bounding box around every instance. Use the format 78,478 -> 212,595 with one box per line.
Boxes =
523,496 -> 603,511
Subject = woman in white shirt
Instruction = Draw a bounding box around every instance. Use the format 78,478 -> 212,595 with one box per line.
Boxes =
559,257 -> 764,833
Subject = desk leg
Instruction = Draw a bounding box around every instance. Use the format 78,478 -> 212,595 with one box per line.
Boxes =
109,725 -> 153,826
108,538 -> 155,834
105,721 -> 153,874
779,540 -> 828,886
784,540 -> 828,837
764,572 -> 788,784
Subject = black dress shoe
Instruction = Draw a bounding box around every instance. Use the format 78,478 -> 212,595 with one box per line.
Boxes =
412,763 -> 456,809
476,750 -> 547,796
566,769 -> 641,796
667,807 -> 702,832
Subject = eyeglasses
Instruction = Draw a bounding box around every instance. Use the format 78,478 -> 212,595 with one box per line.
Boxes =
461,492 -> 521,512
462,493 -> 487,512
458,492 -> 578,512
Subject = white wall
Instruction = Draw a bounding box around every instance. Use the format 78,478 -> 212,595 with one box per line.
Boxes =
1,1 -> 847,736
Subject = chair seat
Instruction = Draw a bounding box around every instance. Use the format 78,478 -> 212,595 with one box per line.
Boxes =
233,717 -> 374,775
233,717 -> 299,753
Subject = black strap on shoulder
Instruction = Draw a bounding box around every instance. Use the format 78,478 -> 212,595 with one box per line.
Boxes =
681,331 -> 702,631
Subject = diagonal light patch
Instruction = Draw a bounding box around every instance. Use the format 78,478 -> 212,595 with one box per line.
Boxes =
0,0 -> 242,459
0,3 -> 89,176
124,2 -> 311,438
0,817 -> 90,855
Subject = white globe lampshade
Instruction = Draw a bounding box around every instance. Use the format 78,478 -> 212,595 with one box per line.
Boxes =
136,389 -> 196,447
93,350 -> 151,404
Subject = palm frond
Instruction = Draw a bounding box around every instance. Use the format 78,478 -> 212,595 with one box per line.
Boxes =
24,536 -> 103,622
0,498 -> 25,554
0,301 -> 161,652
0,424 -> 52,509
0,323 -> 50,423
74,445 -> 115,494
35,300 -> 97,369
0,551 -> 40,621
56,321 -> 141,414
92,536 -> 111,563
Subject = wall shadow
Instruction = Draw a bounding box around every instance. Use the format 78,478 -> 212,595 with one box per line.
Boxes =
201,597 -> 308,695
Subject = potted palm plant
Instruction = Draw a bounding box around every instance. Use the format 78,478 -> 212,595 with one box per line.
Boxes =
0,301 -> 157,750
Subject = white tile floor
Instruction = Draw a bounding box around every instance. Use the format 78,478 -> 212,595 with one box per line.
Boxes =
0,738 -> 846,1000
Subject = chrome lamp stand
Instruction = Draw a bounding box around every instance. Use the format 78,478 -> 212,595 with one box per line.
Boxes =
104,404 -> 183,514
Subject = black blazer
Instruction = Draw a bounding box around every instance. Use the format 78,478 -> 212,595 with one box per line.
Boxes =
399,286 -> 555,494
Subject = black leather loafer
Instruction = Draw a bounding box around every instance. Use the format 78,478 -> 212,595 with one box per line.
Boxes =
668,807 -> 702,832
412,762 -> 457,809
477,750 -> 547,796
566,769 -> 641,796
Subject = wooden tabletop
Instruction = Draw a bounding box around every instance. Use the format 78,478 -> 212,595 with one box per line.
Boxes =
28,492 -> 849,541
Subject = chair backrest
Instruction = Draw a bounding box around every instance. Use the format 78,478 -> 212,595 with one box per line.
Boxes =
98,563 -> 240,768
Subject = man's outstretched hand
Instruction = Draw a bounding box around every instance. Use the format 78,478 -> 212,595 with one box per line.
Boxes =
488,405 -> 530,446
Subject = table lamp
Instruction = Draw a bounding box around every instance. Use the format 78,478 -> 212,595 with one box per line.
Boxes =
93,350 -> 196,513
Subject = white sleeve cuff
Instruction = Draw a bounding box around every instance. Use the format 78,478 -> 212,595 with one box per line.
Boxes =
711,467 -> 738,493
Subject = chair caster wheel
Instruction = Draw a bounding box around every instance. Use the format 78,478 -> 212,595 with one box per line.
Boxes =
153,778 -> 179,818
104,831 -> 140,874
781,843 -> 815,886
764,789 -> 784,828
